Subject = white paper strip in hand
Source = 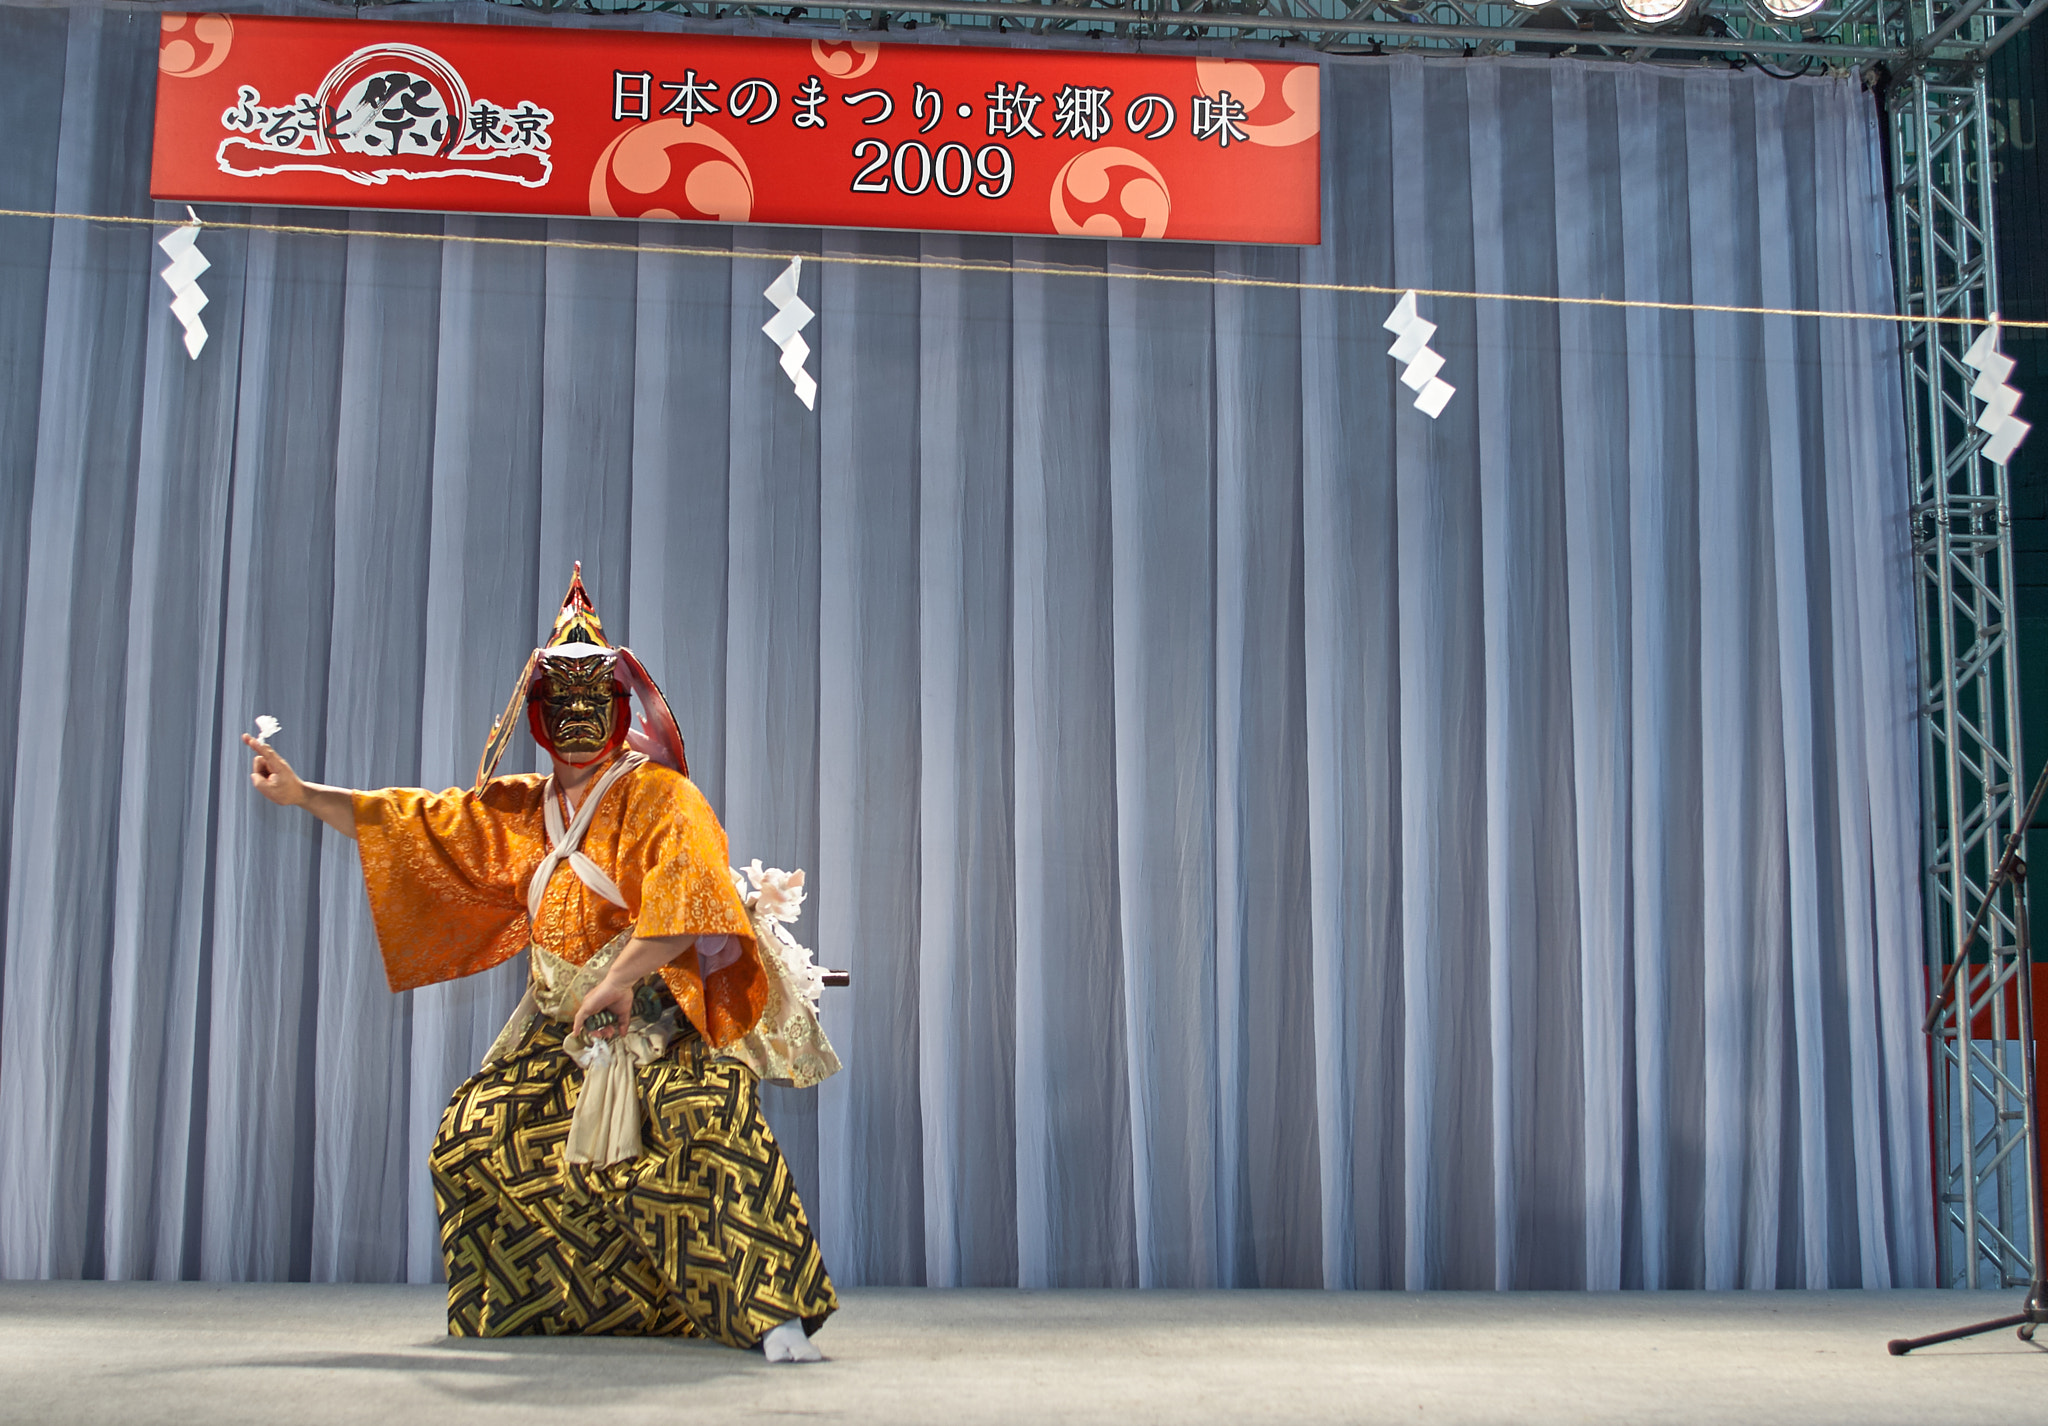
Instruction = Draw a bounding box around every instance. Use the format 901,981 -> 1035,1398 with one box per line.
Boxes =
762,256 -> 817,410
1383,289 -> 1454,419
158,209 -> 210,360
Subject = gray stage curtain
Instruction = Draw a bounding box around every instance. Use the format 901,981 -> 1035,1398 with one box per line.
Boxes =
0,0 -> 1931,1290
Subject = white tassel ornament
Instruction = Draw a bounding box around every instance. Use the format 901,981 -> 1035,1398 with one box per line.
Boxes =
158,208 -> 211,360
762,256 -> 817,410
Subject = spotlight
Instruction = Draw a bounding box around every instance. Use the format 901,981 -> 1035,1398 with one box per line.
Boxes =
1755,0 -> 1825,17
1613,0 -> 1695,27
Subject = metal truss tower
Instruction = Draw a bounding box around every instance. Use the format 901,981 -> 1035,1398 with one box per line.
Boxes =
413,0 -> 2044,1285
1887,1 -> 2041,1291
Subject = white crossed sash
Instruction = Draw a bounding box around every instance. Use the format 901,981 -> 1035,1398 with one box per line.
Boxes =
527,752 -> 643,926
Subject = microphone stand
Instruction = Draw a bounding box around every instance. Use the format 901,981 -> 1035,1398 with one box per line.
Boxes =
1888,759 -> 2048,1355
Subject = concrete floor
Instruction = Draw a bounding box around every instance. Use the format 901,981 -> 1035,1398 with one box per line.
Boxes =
1,1283 -> 2042,1425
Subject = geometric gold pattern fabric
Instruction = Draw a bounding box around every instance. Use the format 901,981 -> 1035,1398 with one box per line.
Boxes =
431,1013 -> 836,1345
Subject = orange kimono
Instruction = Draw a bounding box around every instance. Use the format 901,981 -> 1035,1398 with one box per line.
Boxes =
352,756 -> 837,1345
355,759 -> 765,1044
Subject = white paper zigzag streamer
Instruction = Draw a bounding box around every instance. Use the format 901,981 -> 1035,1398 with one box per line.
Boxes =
762,256 -> 817,410
1964,318 -> 2031,467
158,209 -> 210,360
1383,289 -> 1454,419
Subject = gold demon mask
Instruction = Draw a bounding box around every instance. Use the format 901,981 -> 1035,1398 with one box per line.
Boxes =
474,564 -> 689,789
532,652 -> 625,763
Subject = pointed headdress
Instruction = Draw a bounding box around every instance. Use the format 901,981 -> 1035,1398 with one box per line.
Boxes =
474,563 -> 689,791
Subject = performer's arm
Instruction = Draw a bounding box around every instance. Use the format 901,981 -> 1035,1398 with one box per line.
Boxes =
571,932 -> 696,1039
243,734 -> 358,840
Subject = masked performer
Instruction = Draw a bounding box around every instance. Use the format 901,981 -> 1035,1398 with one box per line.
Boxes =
243,567 -> 836,1362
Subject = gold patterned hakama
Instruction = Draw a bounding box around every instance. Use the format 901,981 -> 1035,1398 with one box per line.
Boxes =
433,1008 -> 836,1344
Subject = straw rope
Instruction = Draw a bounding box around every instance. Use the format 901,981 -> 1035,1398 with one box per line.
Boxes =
5,204 -> 2039,330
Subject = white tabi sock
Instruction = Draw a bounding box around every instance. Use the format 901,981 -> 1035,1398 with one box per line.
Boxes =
761,1318 -> 823,1364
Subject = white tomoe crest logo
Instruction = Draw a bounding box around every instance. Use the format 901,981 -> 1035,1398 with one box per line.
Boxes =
216,43 -> 555,188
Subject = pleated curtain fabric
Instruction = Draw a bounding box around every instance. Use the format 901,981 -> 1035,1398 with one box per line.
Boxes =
0,0 -> 1931,1291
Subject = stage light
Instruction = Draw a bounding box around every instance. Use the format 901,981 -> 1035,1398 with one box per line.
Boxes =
1613,0 -> 1696,27
1755,0 -> 1827,16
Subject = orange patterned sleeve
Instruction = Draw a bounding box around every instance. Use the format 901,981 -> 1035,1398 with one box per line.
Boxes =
621,768 -> 768,1048
353,777 -> 547,993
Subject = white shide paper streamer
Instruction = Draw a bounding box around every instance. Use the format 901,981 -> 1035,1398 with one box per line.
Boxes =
158,208 -> 210,360
762,256 -> 817,411
1383,289 -> 1455,419
1965,318 -> 2031,467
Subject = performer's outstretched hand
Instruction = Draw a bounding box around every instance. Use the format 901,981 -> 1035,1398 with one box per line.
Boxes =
244,733 -> 305,806
242,733 -> 359,840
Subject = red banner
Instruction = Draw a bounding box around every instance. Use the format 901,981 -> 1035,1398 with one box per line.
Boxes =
151,14 -> 1320,245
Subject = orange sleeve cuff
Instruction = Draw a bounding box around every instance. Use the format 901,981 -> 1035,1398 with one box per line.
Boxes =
353,785 -> 533,993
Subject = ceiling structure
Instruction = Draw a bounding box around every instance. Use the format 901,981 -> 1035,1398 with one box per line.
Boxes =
364,0 -> 2040,72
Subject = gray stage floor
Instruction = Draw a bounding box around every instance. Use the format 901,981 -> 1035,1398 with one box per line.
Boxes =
1,1283 -> 2042,1425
